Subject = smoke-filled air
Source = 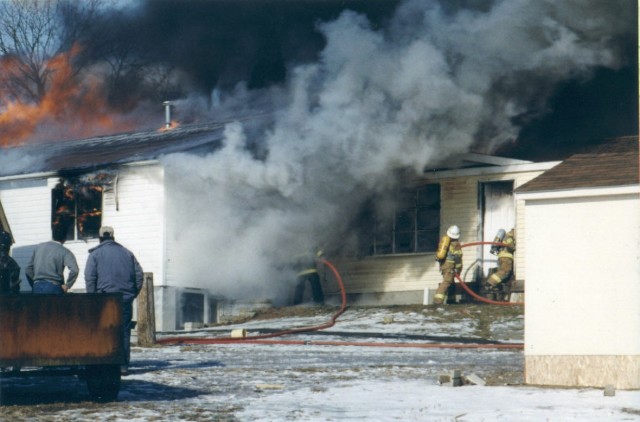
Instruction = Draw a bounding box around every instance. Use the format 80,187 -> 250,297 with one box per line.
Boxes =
159,0 -> 634,301
0,0 -> 635,302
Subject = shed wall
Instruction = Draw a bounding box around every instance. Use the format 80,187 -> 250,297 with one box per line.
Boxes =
523,191 -> 640,388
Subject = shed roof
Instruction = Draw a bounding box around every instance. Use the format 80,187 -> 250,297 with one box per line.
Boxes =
516,137 -> 639,193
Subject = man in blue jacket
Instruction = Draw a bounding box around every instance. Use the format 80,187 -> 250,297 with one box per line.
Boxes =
85,226 -> 143,375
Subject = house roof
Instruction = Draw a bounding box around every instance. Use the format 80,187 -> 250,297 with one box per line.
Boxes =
516,137 -> 639,193
0,120 -> 236,177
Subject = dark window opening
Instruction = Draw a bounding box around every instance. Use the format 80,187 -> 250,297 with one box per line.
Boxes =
370,184 -> 441,255
181,292 -> 205,327
52,182 -> 103,241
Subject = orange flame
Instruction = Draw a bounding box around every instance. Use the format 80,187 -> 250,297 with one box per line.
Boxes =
0,45 -> 136,147
159,120 -> 180,131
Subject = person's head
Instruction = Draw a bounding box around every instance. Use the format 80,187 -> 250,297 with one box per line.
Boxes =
0,230 -> 12,253
446,225 -> 460,240
99,226 -> 114,242
52,225 -> 67,243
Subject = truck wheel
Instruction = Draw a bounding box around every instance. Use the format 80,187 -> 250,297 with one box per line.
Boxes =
85,364 -> 121,402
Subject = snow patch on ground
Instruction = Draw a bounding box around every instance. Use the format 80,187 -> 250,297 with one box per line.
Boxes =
1,305 -> 638,421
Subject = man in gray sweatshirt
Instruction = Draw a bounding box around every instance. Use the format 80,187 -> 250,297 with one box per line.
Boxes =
25,225 -> 79,294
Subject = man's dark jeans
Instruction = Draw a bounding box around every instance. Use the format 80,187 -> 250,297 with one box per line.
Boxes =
33,280 -> 64,294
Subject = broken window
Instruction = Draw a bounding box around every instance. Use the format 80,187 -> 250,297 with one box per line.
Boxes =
370,184 -> 441,255
52,181 -> 103,241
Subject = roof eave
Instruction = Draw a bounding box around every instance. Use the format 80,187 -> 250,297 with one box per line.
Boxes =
516,184 -> 640,200
422,160 -> 561,180
0,159 -> 160,182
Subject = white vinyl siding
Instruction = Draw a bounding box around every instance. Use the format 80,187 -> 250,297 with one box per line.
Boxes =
98,165 -> 165,289
330,255 -> 439,299
437,171 -> 547,284
0,165 -> 165,292
0,178 -> 53,288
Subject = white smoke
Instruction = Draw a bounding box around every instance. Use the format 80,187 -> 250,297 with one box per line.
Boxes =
162,0 -> 632,303
0,148 -> 45,175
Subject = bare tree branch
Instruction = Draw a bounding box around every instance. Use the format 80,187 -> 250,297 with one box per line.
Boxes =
0,0 -> 105,104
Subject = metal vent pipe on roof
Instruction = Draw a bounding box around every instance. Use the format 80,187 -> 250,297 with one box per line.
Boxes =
163,101 -> 172,129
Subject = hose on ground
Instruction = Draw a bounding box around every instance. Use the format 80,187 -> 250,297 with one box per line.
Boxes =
156,255 -> 523,350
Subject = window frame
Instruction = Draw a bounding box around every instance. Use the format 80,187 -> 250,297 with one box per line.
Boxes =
51,182 -> 104,241
370,183 -> 441,256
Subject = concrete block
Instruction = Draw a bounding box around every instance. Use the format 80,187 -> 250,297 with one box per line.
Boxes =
604,385 -> 616,397
438,374 -> 451,385
465,373 -> 486,386
439,370 -> 463,387
184,321 -> 204,331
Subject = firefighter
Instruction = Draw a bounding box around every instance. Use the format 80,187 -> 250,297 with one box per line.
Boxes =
293,249 -> 325,305
487,228 -> 516,288
0,230 -> 20,294
433,225 -> 463,305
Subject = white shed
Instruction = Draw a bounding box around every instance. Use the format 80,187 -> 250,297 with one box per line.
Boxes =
516,137 -> 640,389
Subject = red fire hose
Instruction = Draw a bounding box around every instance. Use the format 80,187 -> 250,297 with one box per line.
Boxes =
457,241 -> 524,306
156,256 -> 523,350
157,258 -> 347,345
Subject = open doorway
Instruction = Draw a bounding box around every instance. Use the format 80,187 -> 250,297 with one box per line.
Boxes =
479,181 -> 515,279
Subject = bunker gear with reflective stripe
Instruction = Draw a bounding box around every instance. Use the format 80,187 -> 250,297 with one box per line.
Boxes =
434,238 -> 463,304
496,230 -> 515,259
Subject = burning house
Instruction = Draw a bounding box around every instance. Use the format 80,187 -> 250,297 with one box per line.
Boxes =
0,122 -> 234,330
0,0 -> 636,352
0,117 -> 562,331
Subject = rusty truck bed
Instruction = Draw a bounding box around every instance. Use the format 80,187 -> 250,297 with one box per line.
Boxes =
0,293 -> 125,367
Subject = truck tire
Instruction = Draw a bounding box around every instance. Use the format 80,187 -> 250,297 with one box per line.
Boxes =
85,364 -> 121,402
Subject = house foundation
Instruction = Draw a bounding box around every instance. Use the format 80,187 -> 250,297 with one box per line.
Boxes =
154,286 -> 272,331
